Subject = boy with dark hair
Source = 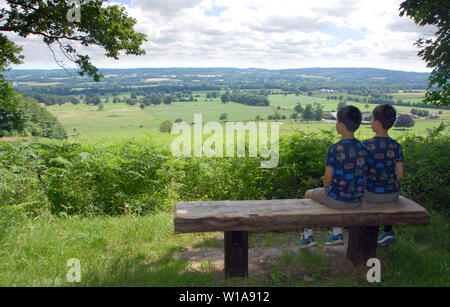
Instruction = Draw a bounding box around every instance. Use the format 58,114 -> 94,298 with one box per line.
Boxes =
363,104 -> 404,246
299,106 -> 366,248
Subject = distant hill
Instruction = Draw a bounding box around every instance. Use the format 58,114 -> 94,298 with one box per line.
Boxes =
5,67 -> 430,86
277,67 -> 429,84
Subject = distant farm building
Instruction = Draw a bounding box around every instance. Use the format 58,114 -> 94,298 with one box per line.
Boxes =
427,113 -> 440,120
361,112 -> 371,125
322,112 -> 337,121
322,112 -> 371,125
397,113 -> 414,119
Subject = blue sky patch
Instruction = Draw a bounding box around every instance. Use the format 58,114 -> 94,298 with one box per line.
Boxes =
205,4 -> 228,17
323,26 -> 365,42
117,0 -> 132,6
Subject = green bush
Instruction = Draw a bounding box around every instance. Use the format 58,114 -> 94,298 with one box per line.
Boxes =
0,139 -> 172,216
41,140 -> 173,216
170,130 -> 335,201
269,130 -> 334,198
159,120 -> 173,133
0,97 -> 67,139
399,125 -> 450,212
172,156 -> 266,201
0,126 -> 447,217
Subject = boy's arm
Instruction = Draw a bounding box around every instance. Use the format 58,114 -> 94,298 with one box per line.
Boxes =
324,166 -> 333,188
396,143 -> 405,181
395,162 -> 404,181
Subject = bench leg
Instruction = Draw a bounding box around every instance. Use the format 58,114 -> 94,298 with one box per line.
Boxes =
224,231 -> 248,278
346,226 -> 379,266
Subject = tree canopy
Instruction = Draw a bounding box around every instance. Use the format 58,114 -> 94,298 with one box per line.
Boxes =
0,0 -> 146,137
395,113 -> 416,128
0,96 -> 67,138
0,0 -> 147,83
400,0 -> 449,106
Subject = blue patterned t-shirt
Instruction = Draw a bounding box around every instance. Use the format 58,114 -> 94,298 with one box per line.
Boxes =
363,137 -> 404,194
326,139 -> 366,203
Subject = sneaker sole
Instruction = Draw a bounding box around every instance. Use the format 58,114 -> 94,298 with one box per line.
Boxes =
325,241 -> 344,246
298,242 -> 318,249
378,236 -> 396,246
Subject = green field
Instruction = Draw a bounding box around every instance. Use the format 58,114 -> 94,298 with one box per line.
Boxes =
47,102 -> 163,140
146,100 -> 291,123
47,93 -> 450,142
268,93 -> 330,109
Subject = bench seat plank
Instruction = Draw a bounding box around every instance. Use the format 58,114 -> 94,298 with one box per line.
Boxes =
174,196 -> 430,233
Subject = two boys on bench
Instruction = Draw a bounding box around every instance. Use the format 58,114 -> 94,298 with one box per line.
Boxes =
299,104 -> 404,248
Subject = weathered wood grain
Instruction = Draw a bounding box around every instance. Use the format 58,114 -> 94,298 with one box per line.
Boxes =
174,196 -> 430,233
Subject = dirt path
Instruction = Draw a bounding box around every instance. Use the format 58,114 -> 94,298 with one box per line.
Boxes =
174,230 -> 368,284
0,136 -> 37,142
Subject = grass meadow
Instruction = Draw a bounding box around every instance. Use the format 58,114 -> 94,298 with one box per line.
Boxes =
46,92 -> 450,141
1,209 -> 448,286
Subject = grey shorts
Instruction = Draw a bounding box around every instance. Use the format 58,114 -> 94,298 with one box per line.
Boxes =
310,187 -> 362,210
364,190 -> 399,203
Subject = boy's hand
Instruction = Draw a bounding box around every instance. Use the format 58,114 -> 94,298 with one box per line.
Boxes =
395,162 -> 404,181
324,166 -> 333,188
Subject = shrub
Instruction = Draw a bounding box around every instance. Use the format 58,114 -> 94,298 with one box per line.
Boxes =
159,120 -> 173,133
0,97 -> 67,139
0,126 -> 447,217
219,113 -> 228,121
411,108 -> 429,117
395,114 -> 415,128
399,124 -> 450,212
0,140 -> 173,216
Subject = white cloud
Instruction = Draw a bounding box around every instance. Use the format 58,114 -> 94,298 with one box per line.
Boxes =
388,18 -> 436,35
5,0 -> 435,72
131,0 -> 206,17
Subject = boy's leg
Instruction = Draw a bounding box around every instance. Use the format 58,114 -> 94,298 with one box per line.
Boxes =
364,191 -> 398,246
298,189 -> 317,248
304,189 -> 313,199
378,225 -> 396,246
332,227 -> 343,236
308,187 -> 360,246
364,191 -> 399,203
325,227 -> 344,246
304,228 -> 313,236
298,228 -> 317,248
299,230 -> 317,248
311,188 -> 362,210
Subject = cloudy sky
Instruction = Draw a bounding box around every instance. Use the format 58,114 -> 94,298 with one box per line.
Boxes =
3,0 -> 437,72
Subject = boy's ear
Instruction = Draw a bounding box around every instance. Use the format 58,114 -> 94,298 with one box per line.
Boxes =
372,119 -> 381,129
337,121 -> 349,133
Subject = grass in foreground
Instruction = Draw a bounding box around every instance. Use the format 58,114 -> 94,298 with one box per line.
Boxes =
0,207 -> 447,287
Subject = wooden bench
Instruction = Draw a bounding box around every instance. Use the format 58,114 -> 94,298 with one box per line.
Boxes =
174,196 -> 430,278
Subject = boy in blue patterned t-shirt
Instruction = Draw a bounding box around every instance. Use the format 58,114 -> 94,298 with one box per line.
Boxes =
299,106 -> 366,248
363,104 -> 404,246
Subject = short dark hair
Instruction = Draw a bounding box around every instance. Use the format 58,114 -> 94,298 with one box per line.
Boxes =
372,104 -> 397,130
337,105 -> 362,132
